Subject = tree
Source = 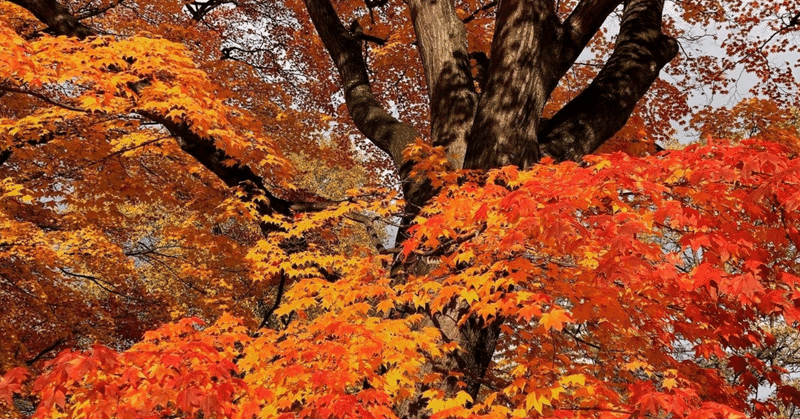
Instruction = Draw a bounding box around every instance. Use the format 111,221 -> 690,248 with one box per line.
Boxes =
1,0 -> 800,418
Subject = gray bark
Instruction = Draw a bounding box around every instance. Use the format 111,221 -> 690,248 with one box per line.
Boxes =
407,0 -> 477,169
463,0 -> 560,170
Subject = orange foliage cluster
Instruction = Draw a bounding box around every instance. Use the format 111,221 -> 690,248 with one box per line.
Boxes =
1,0 -> 800,418
4,141 -> 800,418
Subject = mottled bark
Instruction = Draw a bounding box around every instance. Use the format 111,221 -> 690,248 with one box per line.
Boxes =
539,0 -> 678,161
407,0 -> 477,169
396,3 -> 494,417
8,0 -> 93,39
553,0 -> 624,89
464,0 -> 560,170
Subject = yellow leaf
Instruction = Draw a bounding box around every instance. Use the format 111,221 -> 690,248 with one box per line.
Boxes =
376,299 -> 395,314
559,374 -> 586,387
525,392 -> 552,414
662,377 -> 678,390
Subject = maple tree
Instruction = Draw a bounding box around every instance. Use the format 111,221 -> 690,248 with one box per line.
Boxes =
1,0 -> 800,418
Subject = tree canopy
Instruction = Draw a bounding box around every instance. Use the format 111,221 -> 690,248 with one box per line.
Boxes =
1,0 -> 800,418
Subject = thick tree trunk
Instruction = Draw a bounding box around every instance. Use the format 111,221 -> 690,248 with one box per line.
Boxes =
303,0 -> 676,416
463,0 -> 560,170
407,0 -> 477,169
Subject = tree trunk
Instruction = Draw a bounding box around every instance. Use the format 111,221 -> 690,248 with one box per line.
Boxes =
463,0 -> 560,170
407,0 -> 477,169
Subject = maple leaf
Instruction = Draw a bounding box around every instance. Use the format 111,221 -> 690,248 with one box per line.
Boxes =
0,367 -> 29,404
2,0 -> 800,418
538,308 -> 572,331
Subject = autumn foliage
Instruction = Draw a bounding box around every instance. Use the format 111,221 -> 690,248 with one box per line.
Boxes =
2,0 -> 800,418
4,139 -> 800,418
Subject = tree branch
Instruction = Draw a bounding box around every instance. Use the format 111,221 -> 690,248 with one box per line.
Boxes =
259,270 -> 287,329
461,1 -> 497,24
25,338 -> 66,366
8,0 -> 93,39
539,0 -> 678,162
0,85 -> 90,113
4,2 -> 334,227
185,0 -> 237,22
137,110 -> 297,224
557,0 -> 623,82
75,0 -> 125,21
301,0 -> 420,173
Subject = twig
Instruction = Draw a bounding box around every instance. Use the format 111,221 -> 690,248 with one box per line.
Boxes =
462,1 -> 497,24
0,85 -> 89,113
260,270 -> 288,329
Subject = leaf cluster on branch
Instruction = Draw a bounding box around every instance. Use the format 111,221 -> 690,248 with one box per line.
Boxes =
0,0 -> 799,418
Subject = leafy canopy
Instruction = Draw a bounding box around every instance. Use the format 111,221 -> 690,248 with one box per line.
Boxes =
1,0 -> 800,418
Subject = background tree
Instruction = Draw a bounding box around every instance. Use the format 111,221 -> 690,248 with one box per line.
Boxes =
0,0 -> 799,418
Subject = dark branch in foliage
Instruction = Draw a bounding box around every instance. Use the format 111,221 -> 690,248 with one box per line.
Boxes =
259,270 -> 288,329
184,0 -> 237,22
75,0 -> 125,21
24,338 -> 66,366
462,1 -> 497,24
9,0 -> 93,39
349,20 -> 387,45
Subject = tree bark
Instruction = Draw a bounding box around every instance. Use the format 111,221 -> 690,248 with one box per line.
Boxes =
302,0 -> 420,173
463,0 -> 560,170
555,0 -> 624,86
407,0 -> 477,169
302,0 -> 436,215
539,0 -> 678,162
8,0 -> 93,39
